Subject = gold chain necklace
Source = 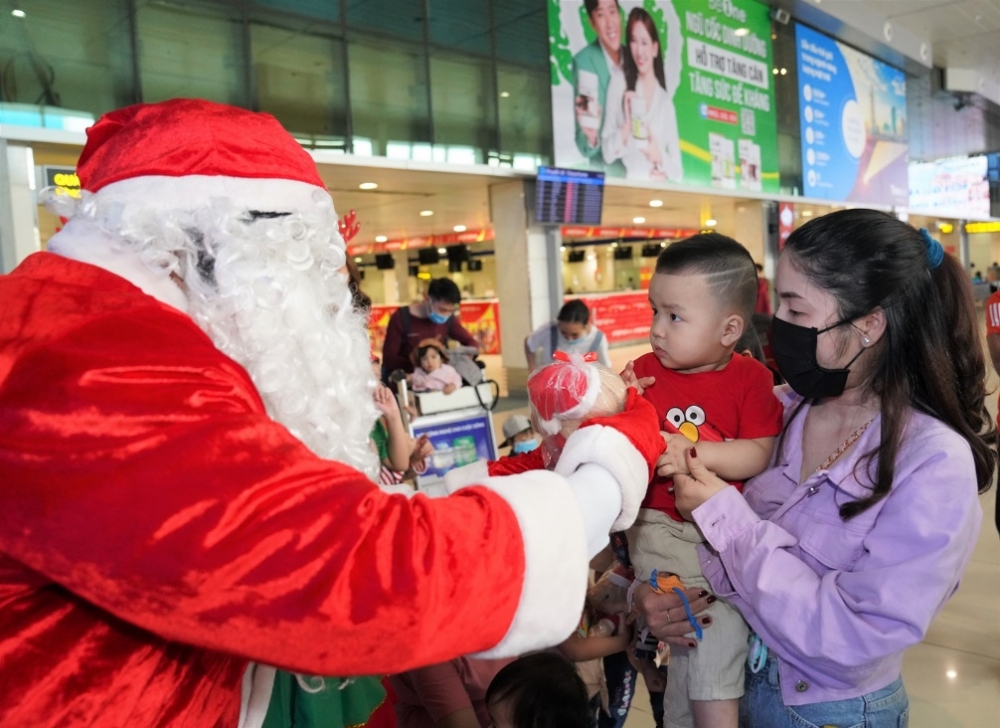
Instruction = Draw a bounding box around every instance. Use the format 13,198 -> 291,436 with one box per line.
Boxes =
814,416 -> 876,475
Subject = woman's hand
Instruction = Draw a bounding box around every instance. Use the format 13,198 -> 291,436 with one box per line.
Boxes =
633,584 -> 715,647
655,432 -> 693,479
673,447 -> 731,520
642,128 -> 664,166
621,91 -> 636,145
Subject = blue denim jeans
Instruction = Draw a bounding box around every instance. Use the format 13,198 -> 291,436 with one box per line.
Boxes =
740,658 -> 909,728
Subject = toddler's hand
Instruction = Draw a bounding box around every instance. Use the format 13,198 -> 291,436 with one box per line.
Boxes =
410,434 -> 434,463
374,384 -> 401,418
655,432 -> 692,478
621,361 -> 656,396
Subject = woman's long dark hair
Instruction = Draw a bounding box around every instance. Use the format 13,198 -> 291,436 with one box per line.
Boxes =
783,209 -> 997,519
624,8 -> 666,92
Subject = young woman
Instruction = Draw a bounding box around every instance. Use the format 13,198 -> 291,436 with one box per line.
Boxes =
638,209 -> 996,727
601,7 -> 682,181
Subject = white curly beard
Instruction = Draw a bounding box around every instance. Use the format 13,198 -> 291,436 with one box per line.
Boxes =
45,186 -> 381,479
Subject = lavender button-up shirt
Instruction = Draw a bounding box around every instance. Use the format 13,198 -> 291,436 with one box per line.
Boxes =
695,386 -> 982,706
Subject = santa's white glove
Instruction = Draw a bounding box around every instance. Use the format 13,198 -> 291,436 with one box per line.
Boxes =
555,388 -> 664,531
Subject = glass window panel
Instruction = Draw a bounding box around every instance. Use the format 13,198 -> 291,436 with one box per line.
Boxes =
250,0 -> 340,23
136,1 -> 246,107
348,38 -> 430,155
427,0 -> 491,57
430,52 -> 495,160
497,65 -> 551,161
0,0 -> 133,119
345,0 -> 425,41
493,0 -> 547,67
250,24 -> 347,143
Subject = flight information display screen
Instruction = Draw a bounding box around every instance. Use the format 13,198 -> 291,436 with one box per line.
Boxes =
534,166 -> 604,225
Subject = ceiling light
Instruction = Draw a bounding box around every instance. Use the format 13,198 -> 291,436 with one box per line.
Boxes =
353,257 -> 363,263
649,199 -> 663,207
780,68 -> 787,75
660,241 -> 667,247
437,247 -> 447,255
773,68 -> 779,75
734,28 -> 749,37
610,242 -> 619,248
420,210 -> 434,217
358,182 -> 378,190
500,91 -> 510,98
633,216 -> 646,224
705,218 -> 717,227
802,210 -> 814,217
12,8 -> 26,17
453,225 -> 467,232
375,235 -> 388,243
560,246 -> 566,252
946,670 -> 957,679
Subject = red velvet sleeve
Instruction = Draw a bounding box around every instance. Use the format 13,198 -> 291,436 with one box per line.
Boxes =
0,309 -> 524,677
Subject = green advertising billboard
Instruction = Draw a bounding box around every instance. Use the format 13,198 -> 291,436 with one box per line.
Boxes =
549,0 -> 778,192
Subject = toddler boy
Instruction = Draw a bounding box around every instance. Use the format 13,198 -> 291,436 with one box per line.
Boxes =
623,233 -> 783,728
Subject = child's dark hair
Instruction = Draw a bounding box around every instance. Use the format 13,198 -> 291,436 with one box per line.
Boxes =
783,209 -> 997,518
557,299 -> 590,326
485,653 -> 589,728
655,233 -> 757,323
416,342 -> 447,364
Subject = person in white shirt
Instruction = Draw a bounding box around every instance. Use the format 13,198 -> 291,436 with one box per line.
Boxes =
601,6 -> 683,182
524,300 -> 611,372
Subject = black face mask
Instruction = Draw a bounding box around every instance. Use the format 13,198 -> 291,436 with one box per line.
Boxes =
769,316 -> 867,400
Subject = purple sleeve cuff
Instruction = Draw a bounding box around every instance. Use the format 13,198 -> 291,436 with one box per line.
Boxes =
692,485 -> 760,553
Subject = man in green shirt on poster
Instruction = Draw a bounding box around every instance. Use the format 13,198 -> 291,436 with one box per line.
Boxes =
573,0 -> 627,176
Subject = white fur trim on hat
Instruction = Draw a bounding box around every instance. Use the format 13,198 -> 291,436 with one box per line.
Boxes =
453,470 -> 589,658
91,175 -> 335,223
554,424 -> 649,531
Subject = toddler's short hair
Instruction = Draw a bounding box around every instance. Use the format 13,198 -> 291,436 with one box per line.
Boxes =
485,652 -> 588,728
655,233 -> 757,323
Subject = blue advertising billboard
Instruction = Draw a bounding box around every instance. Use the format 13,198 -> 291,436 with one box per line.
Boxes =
412,408 -> 498,487
795,24 -> 908,206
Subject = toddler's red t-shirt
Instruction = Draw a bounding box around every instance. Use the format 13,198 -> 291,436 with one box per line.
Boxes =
632,352 -> 783,521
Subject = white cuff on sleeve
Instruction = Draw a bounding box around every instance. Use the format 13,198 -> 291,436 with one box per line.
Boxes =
554,424 -> 649,531
463,469 -> 589,658
442,460 -> 489,494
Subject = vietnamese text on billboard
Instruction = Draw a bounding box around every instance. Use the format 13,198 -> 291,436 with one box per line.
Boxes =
548,0 -> 779,192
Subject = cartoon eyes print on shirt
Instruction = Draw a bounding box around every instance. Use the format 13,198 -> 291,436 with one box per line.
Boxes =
665,405 -> 706,443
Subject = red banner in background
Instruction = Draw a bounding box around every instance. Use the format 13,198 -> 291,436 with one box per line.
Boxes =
369,300 -> 502,356
369,292 -> 649,359
561,226 -> 700,240
571,291 -> 651,345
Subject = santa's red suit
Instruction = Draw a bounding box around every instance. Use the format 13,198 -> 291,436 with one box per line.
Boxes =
0,100 -> 662,727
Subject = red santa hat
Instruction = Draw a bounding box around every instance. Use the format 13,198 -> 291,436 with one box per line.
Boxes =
527,352 -> 603,436
74,98 -> 330,215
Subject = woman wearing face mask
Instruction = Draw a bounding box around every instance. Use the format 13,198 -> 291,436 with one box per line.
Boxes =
634,209 -> 996,727
381,277 -> 480,384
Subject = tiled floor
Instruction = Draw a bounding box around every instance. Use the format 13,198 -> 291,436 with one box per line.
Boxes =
491,339 -> 1000,728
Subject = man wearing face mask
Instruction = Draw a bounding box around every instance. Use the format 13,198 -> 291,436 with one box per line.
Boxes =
381,277 -> 479,383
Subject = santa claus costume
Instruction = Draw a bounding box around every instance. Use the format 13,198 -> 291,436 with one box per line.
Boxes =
0,99 -> 663,727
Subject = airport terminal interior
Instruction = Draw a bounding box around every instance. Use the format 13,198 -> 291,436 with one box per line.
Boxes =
1,0 -> 1000,726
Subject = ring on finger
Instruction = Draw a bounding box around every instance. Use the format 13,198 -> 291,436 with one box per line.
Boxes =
665,610 -> 672,624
